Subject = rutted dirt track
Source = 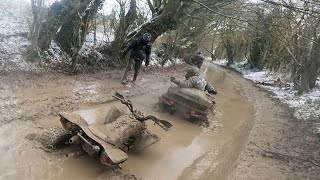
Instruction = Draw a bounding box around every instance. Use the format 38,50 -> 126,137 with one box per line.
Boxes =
0,61 -> 319,180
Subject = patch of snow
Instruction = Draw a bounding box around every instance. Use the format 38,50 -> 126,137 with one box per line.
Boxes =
213,59 -> 227,65
0,0 -> 39,72
0,1 -> 29,36
149,52 -> 183,67
174,58 -> 184,65
46,41 -> 67,63
243,71 -> 275,82
213,60 -> 320,121
149,52 -> 161,66
0,35 -> 38,72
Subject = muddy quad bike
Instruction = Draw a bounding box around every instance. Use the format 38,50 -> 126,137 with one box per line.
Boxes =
159,86 -> 215,121
40,93 -> 172,167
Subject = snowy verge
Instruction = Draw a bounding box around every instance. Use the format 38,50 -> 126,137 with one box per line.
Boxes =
0,1 -> 38,72
149,53 -> 183,67
213,59 -> 320,122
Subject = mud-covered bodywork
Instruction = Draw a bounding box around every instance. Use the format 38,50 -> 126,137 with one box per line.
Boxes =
46,103 -> 160,167
159,86 -> 215,120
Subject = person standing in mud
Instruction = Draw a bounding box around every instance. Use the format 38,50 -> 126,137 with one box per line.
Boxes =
187,51 -> 205,68
170,66 -> 217,95
121,33 -> 152,84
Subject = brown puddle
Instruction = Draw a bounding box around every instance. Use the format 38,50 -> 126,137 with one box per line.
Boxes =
0,63 -> 255,180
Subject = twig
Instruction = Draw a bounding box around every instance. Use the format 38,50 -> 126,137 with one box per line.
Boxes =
256,81 -> 291,87
202,45 -> 214,57
192,0 -> 316,50
261,0 -> 320,17
262,150 -> 320,167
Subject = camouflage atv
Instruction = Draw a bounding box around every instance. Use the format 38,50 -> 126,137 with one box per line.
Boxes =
159,86 -> 215,121
40,93 -> 172,167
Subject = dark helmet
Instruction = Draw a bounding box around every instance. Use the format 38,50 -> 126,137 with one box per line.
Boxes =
142,33 -> 151,42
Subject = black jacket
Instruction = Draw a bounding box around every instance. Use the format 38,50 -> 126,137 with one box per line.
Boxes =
123,38 -> 152,63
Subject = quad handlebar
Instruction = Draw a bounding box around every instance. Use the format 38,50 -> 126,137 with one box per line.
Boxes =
113,92 -> 172,131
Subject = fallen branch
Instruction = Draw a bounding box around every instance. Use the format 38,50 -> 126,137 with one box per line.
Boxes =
262,150 -> 320,167
202,45 -> 214,57
256,81 -> 291,87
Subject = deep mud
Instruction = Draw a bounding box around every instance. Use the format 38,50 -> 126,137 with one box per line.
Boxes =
0,61 -> 319,179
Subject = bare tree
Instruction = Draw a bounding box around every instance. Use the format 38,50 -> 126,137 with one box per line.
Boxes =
111,0 -> 137,55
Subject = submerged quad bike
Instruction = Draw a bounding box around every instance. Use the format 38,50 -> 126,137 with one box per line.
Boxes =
40,93 -> 172,167
159,86 -> 215,121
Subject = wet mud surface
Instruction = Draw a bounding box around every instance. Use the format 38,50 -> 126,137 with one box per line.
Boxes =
0,62 -> 319,179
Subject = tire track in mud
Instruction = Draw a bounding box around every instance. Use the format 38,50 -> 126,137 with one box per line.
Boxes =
176,65 -> 256,180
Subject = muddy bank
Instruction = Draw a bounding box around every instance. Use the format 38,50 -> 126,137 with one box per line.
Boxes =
0,61 -> 319,179
216,65 -> 320,179
0,65 -> 185,125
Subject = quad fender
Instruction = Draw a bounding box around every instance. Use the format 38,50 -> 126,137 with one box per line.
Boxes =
59,112 -> 129,164
105,148 -> 128,164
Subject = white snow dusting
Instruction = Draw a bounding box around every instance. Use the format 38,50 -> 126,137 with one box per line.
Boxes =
0,1 -> 39,72
213,59 -> 320,121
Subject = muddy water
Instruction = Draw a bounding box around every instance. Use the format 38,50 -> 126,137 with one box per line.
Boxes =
121,64 -> 255,180
0,63 -> 255,180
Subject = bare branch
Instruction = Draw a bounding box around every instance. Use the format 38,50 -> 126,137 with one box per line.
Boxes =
261,0 -> 319,17
146,0 -> 156,15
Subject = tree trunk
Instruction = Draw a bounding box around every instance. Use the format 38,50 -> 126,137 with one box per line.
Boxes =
37,0 -> 93,51
259,39 -> 269,69
292,33 -> 303,89
29,0 -> 44,61
298,35 -> 320,93
249,33 -> 267,69
123,0 -> 189,48
55,7 -> 92,54
112,0 -> 137,55
94,16 -> 97,46
248,11 -> 271,69
210,36 -> 216,61
55,0 -> 103,56
224,39 -> 235,66
124,12 -> 178,46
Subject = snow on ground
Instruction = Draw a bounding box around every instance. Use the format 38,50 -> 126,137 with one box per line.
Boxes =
149,52 -> 183,67
0,1 -> 39,72
213,59 -> 320,121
